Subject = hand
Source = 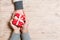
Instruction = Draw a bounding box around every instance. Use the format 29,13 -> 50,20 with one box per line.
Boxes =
22,17 -> 29,33
10,9 -> 24,30
10,19 -> 20,33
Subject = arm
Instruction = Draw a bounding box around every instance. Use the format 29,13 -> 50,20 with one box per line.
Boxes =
10,19 -> 21,40
22,19 -> 31,40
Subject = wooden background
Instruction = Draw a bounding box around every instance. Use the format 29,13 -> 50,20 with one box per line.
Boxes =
0,0 -> 60,40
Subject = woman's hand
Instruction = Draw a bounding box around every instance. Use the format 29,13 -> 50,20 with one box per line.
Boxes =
10,10 -> 24,30
22,17 -> 29,33
10,19 -> 20,34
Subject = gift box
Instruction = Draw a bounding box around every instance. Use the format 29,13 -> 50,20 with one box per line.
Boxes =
12,13 -> 26,28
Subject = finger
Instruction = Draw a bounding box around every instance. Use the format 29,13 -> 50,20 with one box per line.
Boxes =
10,19 -> 13,24
10,19 -> 21,30
18,28 -> 20,30
10,19 -> 15,27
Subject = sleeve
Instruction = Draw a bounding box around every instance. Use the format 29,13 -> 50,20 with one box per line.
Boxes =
10,32 -> 20,40
13,0 -> 23,10
22,33 -> 31,40
13,0 -> 23,2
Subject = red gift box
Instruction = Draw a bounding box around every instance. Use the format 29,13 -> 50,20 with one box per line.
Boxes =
12,13 -> 26,28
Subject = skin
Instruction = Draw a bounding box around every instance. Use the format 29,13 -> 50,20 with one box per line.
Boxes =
10,10 -> 29,34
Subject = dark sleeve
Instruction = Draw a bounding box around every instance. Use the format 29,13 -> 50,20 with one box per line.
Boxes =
13,1 -> 23,10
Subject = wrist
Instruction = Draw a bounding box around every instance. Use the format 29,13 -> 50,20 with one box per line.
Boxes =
14,30 -> 20,34
22,29 -> 28,33
14,10 -> 24,15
